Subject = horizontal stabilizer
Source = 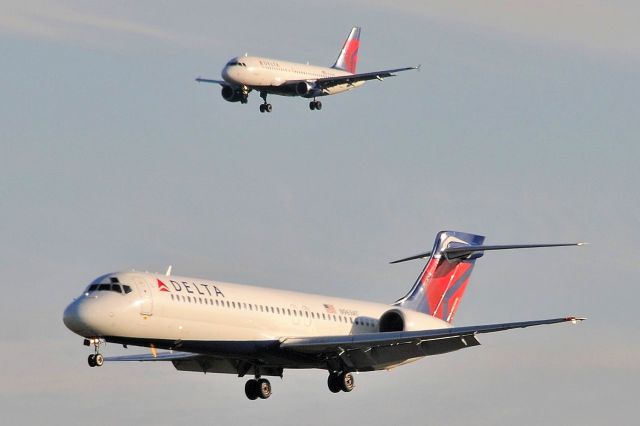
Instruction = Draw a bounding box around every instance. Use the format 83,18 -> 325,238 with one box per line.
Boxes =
391,242 -> 585,264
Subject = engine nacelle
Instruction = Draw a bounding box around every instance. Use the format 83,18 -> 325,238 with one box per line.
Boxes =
221,85 -> 243,102
379,308 -> 448,332
295,81 -> 313,96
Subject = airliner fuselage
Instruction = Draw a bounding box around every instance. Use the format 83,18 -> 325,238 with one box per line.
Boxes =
63,230 -> 584,400
196,27 -> 418,113
64,271 -> 448,350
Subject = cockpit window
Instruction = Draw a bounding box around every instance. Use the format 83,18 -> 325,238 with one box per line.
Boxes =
87,280 -> 130,294
226,60 -> 239,66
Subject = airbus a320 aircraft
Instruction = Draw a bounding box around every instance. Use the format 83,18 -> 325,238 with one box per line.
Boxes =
63,230 -> 585,400
195,27 -> 418,113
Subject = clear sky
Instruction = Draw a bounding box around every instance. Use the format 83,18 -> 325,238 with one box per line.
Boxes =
1,1 -> 638,424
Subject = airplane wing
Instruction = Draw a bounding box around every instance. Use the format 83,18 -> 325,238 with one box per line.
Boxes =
105,351 -> 198,362
280,317 -> 584,371
102,317 -> 583,373
284,66 -> 419,90
195,77 -> 227,85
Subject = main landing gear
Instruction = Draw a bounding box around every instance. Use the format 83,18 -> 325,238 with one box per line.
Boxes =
309,99 -> 322,111
259,91 -> 272,113
244,377 -> 272,400
327,371 -> 355,393
85,338 -> 104,368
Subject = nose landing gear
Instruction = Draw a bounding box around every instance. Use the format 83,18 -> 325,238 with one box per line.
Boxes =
85,338 -> 105,368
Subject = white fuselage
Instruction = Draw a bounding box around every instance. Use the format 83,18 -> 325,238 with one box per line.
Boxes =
63,271 -> 449,344
221,56 -> 364,96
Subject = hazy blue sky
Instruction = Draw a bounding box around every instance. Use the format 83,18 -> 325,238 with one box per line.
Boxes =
1,1 -> 638,424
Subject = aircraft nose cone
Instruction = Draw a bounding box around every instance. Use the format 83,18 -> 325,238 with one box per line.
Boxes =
63,298 -> 94,337
221,66 -> 231,82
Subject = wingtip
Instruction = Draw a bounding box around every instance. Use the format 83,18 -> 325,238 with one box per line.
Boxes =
567,316 -> 587,324
576,242 -> 589,246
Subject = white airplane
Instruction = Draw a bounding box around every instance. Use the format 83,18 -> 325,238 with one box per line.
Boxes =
195,27 -> 418,113
63,230 -> 585,400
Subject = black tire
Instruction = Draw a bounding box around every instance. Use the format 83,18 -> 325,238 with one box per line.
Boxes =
245,379 -> 259,400
327,374 -> 341,393
87,354 -> 96,367
339,372 -> 355,392
266,104 -> 272,113
257,378 -> 272,399
259,104 -> 265,113
309,102 -> 316,110
316,101 -> 322,110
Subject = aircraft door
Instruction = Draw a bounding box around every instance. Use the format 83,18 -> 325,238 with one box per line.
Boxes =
135,278 -> 153,316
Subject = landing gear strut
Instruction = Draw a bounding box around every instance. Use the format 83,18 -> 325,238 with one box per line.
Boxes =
259,91 -> 272,113
240,86 -> 249,104
245,377 -> 272,400
86,338 -> 104,367
309,99 -> 322,111
328,371 -> 355,393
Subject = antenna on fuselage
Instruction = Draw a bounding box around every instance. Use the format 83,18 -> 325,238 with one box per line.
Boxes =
165,265 -> 173,276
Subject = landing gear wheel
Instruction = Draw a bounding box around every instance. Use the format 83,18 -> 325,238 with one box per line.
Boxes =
245,379 -> 259,400
94,353 -> 104,367
256,378 -> 272,399
259,92 -> 272,113
339,372 -> 355,392
327,373 -> 341,393
88,354 -> 96,367
309,100 -> 322,111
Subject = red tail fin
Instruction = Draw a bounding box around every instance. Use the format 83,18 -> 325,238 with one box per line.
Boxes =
395,231 -> 485,323
332,27 -> 360,73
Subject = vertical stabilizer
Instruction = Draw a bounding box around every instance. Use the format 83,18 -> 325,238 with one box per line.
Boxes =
332,27 -> 361,74
395,231 -> 485,323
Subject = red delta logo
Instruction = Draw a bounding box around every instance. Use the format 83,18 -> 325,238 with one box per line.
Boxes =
157,279 -> 170,292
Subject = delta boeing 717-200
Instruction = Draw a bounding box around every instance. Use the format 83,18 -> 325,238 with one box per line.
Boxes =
195,27 -> 418,113
63,230 -> 585,400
